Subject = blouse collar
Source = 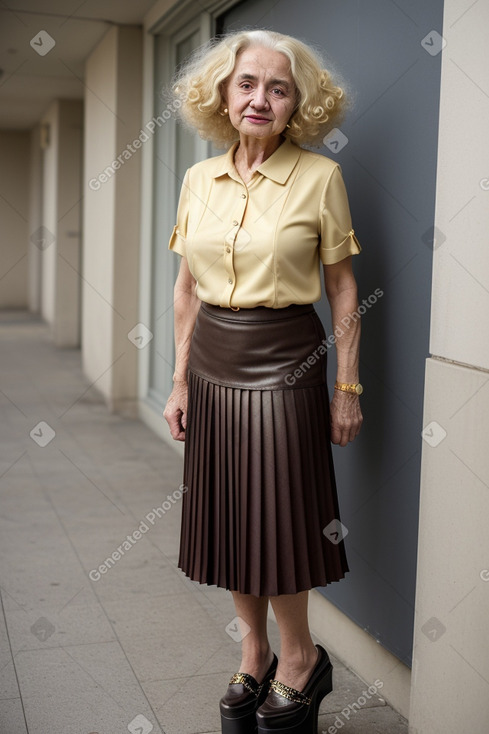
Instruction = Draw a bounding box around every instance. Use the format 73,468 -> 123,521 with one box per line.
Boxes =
212,137 -> 302,185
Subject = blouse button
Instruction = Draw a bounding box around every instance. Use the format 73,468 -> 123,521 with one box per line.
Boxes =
241,193 -> 246,199
232,219 -> 238,226
226,247 -> 231,253
228,278 -> 233,284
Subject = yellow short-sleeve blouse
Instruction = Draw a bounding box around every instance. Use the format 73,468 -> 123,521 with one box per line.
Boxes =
168,137 -> 361,309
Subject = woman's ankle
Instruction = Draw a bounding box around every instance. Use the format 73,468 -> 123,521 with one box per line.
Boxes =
239,642 -> 274,679
278,643 -> 318,670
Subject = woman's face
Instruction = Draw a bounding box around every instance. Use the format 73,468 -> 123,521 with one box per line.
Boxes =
223,45 -> 297,141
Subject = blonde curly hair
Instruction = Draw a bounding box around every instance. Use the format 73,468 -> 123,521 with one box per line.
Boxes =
171,29 -> 349,148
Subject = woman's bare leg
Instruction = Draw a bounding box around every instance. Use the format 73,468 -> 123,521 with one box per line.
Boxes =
269,590 -> 319,690
230,590 -> 274,682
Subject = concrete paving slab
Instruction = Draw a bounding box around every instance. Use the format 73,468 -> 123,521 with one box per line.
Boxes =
146,670 -> 235,734
0,608 -> 20,700
319,662 -> 386,714
4,602 -> 117,652
318,704 -> 409,733
0,697 -> 28,734
102,592 -> 231,682
14,644 -> 165,734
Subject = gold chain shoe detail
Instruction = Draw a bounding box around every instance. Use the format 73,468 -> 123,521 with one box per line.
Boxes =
228,672 -> 263,697
269,678 -> 312,705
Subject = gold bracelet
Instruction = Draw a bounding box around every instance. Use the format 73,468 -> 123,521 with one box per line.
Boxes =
334,381 -> 363,395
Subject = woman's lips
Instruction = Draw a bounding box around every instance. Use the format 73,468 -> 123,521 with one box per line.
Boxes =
245,115 -> 271,124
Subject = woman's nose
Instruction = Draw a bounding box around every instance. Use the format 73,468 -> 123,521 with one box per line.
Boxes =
250,86 -> 269,109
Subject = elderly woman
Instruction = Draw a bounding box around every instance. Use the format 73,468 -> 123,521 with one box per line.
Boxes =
164,29 -> 363,734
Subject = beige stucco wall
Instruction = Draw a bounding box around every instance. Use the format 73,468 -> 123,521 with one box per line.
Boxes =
40,103 -> 58,326
82,29 -> 117,397
409,2 -> 489,731
54,101 -> 83,346
82,25 -> 142,412
0,131 -> 30,309
39,99 -> 83,345
28,126 -> 42,314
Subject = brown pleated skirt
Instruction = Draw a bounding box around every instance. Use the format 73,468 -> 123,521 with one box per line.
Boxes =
177,301 -> 349,597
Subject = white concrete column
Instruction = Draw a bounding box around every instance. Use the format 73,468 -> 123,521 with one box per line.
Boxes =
55,100 -> 83,346
82,26 -> 142,414
0,131 -> 30,309
40,104 -> 58,326
39,99 -> 83,346
28,125 -> 43,314
409,2 -> 489,731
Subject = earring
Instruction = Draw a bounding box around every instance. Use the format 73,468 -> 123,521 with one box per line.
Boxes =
286,123 -> 291,129
219,107 -> 228,116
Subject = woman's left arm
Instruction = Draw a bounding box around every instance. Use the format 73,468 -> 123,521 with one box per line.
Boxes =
323,256 -> 363,447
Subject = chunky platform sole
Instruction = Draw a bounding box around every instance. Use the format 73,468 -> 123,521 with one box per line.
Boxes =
220,653 -> 279,734
221,710 -> 258,734
256,663 -> 333,734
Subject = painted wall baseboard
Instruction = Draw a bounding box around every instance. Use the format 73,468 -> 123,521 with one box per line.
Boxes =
108,396 -> 139,419
268,590 -> 410,718
308,589 -> 411,718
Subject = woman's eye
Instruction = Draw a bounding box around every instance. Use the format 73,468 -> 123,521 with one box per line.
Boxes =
272,88 -> 284,96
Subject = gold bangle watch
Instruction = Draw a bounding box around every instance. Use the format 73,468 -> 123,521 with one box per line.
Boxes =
334,381 -> 363,395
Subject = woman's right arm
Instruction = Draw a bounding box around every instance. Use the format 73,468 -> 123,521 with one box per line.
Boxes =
163,257 -> 201,441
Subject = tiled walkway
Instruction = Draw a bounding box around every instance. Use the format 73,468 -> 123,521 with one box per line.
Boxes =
0,312 -> 409,733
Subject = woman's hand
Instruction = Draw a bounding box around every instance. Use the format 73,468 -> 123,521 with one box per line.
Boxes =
163,380 -> 188,441
330,390 -> 363,447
